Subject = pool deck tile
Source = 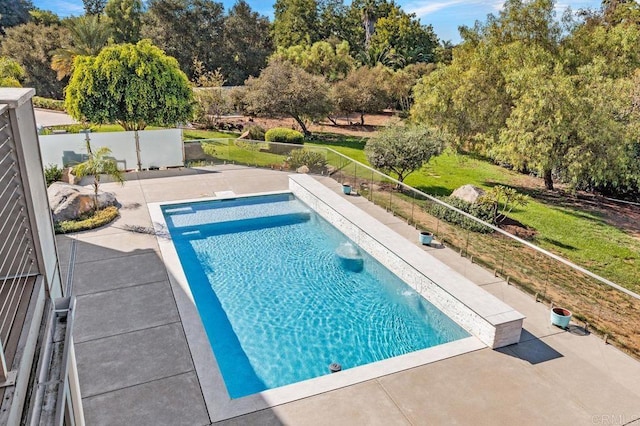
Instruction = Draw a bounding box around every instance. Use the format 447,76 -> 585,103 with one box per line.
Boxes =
73,231 -> 160,264
74,280 -> 180,343
72,251 -> 169,295
75,322 -> 194,398
57,166 -> 640,425
82,372 -> 210,426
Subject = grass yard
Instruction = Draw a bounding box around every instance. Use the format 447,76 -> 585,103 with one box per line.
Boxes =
306,136 -> 639,292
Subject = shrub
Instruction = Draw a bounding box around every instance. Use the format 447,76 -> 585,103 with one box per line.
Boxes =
245,124 -> 266,141
33,96 -> 65,111
54,206 -> 119,234
428,196 -> 494,233
264,127 -> 304,144
40,124 -> 95,134
44,164 -> 63,186
287,149 -> 327,172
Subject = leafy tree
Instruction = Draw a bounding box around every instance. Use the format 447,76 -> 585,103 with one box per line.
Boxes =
243,59 -> 332,136
318,0 -> 348,40
365,125 -> 446,184
192,60 -> 230,126
104,0 -> 144,43
349,0 -> 397,50
389,63 -> 434,111
0,0 -> 32,34
143,0 -> 225,79
368,7 -> 438,68
29,9 -> 60,26
412,0 -> 640,192
83,0 -> 107,15
73,146 -> 124,211
272,0 -> 320,48
1,22 -> 70,98
0,57 -> 25,87
221,0 -> 272,85
65,40 -> 194,131
272,40 -> 355,81
330,64 -> 391,124
51,15 -> 112,80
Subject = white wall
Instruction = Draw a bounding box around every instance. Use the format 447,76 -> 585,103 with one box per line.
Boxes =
39,129 -> 184,170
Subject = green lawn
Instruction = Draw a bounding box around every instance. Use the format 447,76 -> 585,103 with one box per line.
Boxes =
307,136 -> 639,291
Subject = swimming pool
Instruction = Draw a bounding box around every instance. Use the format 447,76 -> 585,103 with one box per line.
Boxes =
162,193 -> 470,399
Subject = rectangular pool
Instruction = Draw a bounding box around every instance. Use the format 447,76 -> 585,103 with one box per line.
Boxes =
162,193 -> 469,399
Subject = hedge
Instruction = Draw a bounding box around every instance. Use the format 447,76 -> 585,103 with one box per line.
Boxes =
264,127 -> 304,144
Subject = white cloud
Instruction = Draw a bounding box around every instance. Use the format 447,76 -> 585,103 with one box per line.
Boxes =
405,0 -> 503,18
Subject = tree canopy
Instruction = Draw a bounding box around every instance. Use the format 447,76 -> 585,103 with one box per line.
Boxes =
104,0 -> 143,43
65,40 -> 194,131
0,0 -> 32,34
243,59 -> 331,135
411,0 -> 640,192
272,40 -> 355,81
365,125 -> 446,184
142,0 -> 225,79
0,57 -> 25,87
51,15 -> 112,80
221,0 -> 272,85
1,22 -> 70,98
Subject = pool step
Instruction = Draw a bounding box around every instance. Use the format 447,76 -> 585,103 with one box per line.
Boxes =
173,212 -> 311,239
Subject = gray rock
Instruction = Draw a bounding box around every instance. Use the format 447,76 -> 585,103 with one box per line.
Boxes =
48,182 -> 117,222
450,184 -> 486,204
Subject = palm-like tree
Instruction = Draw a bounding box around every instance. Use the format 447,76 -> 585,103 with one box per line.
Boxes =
51,15 -> 112,80
73,146 -> 124,211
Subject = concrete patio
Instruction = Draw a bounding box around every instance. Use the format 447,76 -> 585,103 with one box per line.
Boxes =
56,165 -> 640,425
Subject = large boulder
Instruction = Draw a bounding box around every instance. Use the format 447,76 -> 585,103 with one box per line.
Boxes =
450,184 -> 486,204
48,182 -> 117,222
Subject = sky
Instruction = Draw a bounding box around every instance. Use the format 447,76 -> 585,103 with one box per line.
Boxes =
33,0 -> 603,43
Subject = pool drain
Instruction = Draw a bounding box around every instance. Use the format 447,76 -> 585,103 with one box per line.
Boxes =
329,362 -> 342,373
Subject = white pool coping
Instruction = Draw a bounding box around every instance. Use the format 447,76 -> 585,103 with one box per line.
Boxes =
148,187 -> 493,422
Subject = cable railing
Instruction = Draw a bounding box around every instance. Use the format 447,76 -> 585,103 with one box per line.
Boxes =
0,109 -> 37,382
185,137 -> 640,358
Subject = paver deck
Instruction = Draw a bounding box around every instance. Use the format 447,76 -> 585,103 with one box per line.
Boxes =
56,165 -> 640,425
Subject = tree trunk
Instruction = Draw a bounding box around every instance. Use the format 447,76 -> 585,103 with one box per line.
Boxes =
360,112 -> 365,126
543,168 -> 554,190
292,115 -> 310,137
93,178 -> 100,212
327,116 -> 338,126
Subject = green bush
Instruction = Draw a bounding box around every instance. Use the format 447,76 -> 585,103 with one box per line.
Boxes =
44,164 -> 63,186
287,149 -> 327,171
40,124 -> 94,135
428,196 -> 494,233
54,206 -> 119,234
33,96 -> 65,111
264,127 -> 304,144
245,124 -> 266,141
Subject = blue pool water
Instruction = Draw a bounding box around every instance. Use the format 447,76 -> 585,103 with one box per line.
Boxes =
162,193 -> 469,399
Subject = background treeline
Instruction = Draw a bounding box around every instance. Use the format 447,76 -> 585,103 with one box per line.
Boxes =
412,0 -> 640,195
0,0 -> 441,95
1,0 -> 640,197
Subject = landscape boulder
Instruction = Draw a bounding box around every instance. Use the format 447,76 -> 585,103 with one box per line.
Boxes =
47,182 -> 117,222
296,165 -> 309,174
450,184 -> 486,204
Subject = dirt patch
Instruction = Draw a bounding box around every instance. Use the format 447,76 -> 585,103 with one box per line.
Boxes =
212,113 -> 399,139
498,215 -> 537,240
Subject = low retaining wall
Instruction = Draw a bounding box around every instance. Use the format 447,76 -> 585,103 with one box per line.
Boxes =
289,174 -> 524,349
